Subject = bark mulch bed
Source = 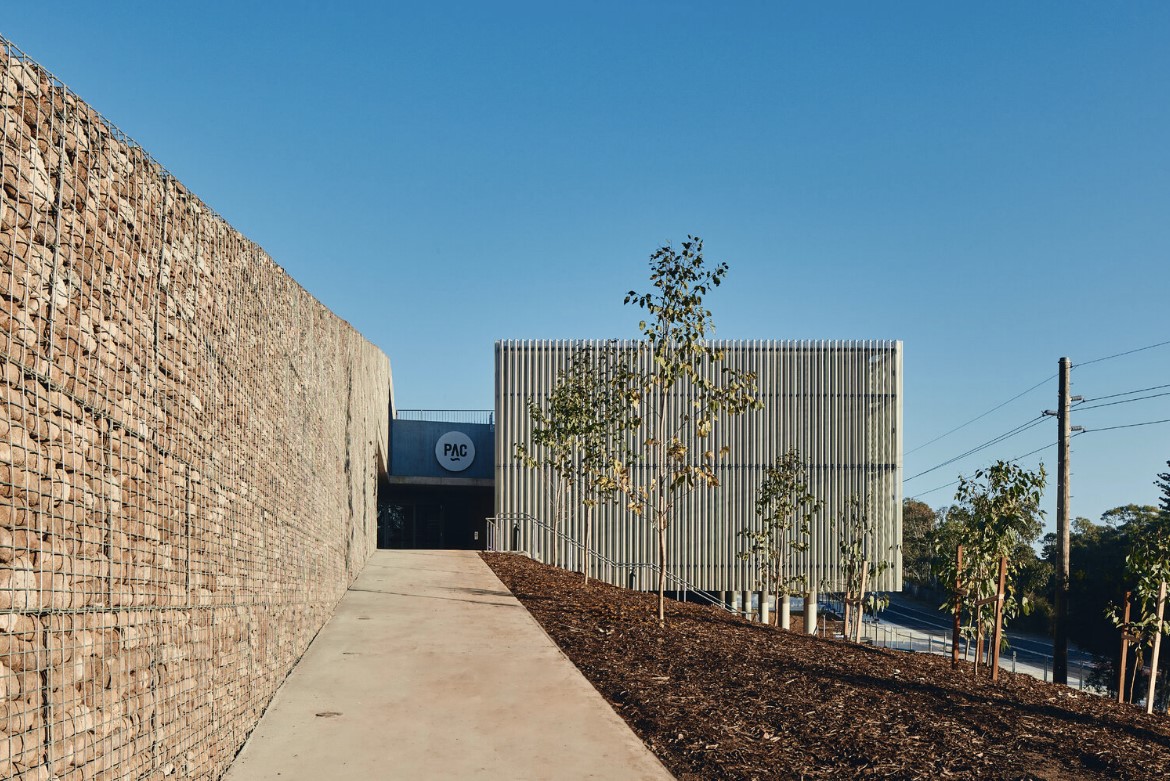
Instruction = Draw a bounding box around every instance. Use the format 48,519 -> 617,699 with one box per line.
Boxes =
482,552 -> 1170,781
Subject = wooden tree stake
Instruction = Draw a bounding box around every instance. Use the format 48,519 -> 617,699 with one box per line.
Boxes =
991,556 -> 1007,682
952,545 -> 964,669
1146,580 -> 1167,715
855,560 -> 868,644
1119,592 -> 1132,704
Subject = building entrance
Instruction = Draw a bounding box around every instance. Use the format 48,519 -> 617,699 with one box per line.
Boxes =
378,484 -> 493,550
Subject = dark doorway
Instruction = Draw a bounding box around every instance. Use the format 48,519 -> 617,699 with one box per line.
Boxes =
377,484 -> 492,550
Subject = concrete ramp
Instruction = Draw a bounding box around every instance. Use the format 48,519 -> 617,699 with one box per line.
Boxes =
223,550 -> 674,780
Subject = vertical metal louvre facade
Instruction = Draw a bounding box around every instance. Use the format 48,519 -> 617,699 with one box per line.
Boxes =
495,340 -> 903,594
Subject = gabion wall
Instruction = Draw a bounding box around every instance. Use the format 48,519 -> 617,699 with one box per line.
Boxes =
0,38 -> 390,780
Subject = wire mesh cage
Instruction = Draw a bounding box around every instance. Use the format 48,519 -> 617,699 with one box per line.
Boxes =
0,35 -> 390,780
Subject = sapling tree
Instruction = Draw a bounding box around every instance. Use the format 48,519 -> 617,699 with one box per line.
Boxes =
516,343 -> 636,575
738,450 -> 822,626
1106,495 -> 1170,710
833,497 -> 891,641
563,343 -> 638,582
615,236 -> 761,626
514,356 -> 592,567
938,461 -> 1047,666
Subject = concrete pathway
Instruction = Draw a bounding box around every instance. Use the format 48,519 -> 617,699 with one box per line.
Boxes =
223,550 -> 674,780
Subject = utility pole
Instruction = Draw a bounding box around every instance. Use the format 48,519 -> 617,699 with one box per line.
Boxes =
1044,357 -> 1082,686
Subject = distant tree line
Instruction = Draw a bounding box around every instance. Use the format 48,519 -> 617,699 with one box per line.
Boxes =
903,462 -> 1170,708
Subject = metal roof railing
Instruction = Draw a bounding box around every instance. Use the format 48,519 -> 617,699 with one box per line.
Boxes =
395,409 -> 494,425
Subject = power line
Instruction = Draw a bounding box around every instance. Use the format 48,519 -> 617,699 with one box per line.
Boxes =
1007,436 -> 1070,463
1076,383 -> 1170,404
904,415 -> 1047,483
1074,339 -> 1170,368
1082,417 -> 1170,433
904,374 -> 1055,456
1071,390 -> 1170,412
906,479 -> 960,500
905,434 -> 1073,501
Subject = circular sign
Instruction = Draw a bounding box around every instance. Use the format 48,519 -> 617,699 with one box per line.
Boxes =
435,431 -> 475,472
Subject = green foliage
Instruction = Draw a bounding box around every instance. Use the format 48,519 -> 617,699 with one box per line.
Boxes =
561,344 -> 638,505
1106,497 -> 1170,704
1043,510 -> 1147,657
515,343 -> 636,568
615,236 -> 761,625
1158,461 -> 1170,518
738,451 -> 822,602
901,499 -> 937,587
1101,504 -> 1160,529
937,461 -> 1047,644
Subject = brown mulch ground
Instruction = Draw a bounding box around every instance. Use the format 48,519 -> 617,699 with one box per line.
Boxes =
482,552 -> 1170,781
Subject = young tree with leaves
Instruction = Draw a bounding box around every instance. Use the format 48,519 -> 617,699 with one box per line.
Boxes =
563,343 -> 638,582
738,450 -> 822,626
616,236 -> 761,626
515,344 -> 636,572
1107,467 -> 1170,711
1107,527 -> 1170,709
833,497 -> 892,641
938,460 -> 1047,669
514,396 -> 575,567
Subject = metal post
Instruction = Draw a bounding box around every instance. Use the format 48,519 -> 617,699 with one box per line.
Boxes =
1012,651 -> 1016,674
804,589 -> 817,635
1053,356 -> 1072,685
759,590 -> 770,625
779,594 -> 791,630
742,590 -> 752,621
1044,657 -> 1049,682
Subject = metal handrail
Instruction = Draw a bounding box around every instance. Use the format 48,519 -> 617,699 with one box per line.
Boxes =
396,409 -> 494,425
486,512 -> 734,613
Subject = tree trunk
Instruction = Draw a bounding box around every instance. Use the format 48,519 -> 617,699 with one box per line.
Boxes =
657,519 -> 667,626
554,478 -> 563,568
974,620 -> 983,679
565,477 -> 575,574
843,591 -> 853,641
1131,648 -> 1143,705
583,502 -> 592,584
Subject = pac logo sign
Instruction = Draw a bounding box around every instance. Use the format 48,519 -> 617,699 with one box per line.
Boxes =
435,431 -> 475,472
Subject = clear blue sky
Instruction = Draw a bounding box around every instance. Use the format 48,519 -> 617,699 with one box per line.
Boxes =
5,2 -> 1167,532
